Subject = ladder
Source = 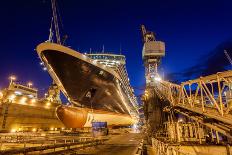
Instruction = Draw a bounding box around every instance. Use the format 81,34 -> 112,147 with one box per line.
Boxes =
1,101 -> 10,129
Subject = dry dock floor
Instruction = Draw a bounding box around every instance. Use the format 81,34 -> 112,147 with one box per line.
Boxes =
69,133 -> 143,155
0,132 -> 144,155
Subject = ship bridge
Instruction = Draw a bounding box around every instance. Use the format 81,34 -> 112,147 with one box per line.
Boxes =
86,53 -> 126,68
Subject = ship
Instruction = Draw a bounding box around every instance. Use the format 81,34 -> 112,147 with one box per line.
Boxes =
36,43 -> 139,128
35,0 -> 139,128
0,77 -> 64,132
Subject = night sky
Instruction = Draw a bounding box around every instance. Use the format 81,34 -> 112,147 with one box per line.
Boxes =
1,0 -> 232,96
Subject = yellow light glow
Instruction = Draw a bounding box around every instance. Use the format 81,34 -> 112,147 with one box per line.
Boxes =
20,97 -> 27,104
31,98 -> 36,104
61,127 -> 65,130
46,102 -> 51,106
9,75 -> 16,81
8,94 -> 16,101
27,82 -> 33,87
155,77 -> 162,81
11,129 -> 16,133
50,127 -> 54,131
0,91 -> 3,99
32,128 -> 36,132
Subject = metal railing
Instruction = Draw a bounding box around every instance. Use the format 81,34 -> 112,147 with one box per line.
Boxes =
152,138 -> 191,155
0,136 -> 107,155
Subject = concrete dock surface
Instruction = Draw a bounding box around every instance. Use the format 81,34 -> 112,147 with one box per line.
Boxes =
71,133 -> 143,155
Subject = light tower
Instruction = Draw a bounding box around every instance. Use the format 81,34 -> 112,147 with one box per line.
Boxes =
9,75 -> 16,84
141,25 -> 165,86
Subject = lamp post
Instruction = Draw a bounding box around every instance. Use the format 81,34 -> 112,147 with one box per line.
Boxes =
9,75 -> 16,84
28,82 -> 33,88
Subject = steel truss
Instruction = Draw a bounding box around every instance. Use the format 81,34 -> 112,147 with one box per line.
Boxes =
152,70 -> 232,138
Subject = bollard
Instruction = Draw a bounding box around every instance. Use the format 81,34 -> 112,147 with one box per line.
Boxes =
54,140 -> 56,152
0,137 -> 2,151
64,139 -> 67,150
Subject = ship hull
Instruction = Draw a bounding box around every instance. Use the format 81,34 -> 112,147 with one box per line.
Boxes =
37,43 -> 136,127
56,105 -> 135,128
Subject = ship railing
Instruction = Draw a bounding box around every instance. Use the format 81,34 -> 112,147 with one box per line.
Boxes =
115,65 -> 139,108
134,139 -> 144,155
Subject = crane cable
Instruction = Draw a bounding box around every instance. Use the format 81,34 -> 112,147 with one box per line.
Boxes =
51,0 -> 61,44
224,50 -> 232,66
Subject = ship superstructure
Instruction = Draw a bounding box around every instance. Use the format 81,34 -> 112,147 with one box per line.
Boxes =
86,53 -> 138,115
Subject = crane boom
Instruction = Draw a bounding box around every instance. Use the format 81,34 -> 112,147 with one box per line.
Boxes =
140,25 -> 155,43
51,0 -> 61,44
141,25 -> 147,43
224,50 -> 232,65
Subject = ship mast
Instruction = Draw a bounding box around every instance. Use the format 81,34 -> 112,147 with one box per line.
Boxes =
51,0 -> 61,44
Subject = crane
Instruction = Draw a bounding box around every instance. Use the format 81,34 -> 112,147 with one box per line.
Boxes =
140,25 -> 165,86
51,0 -> 61,44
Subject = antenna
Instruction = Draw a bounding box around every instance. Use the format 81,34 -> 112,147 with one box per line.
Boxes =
224,50 -> 232,65
102,45 -> 105,53
119,43 -> 122,55
51,0 -> 61,44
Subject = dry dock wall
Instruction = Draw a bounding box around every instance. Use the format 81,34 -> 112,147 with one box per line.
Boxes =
0,102 -> 64,131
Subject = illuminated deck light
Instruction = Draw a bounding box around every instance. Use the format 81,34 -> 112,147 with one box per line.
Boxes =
28,94 -> 34,98
0,91 -> 3,99
8,94 -> 16,102
20,97 -> 27,104
154,77 -> 161,81
9,75 -> 16,83
27,82 -> 33,88
15,91 -> 22,95
31,98 -> 36,104
11,129 -> 16,133
154,76 -> 162,82
46,102 -> 51,106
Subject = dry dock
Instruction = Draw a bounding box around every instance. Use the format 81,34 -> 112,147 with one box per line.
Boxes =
0,132 -> 144,155
73,133 -> 143,155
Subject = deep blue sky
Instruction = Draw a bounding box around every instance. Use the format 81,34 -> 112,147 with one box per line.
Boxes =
1,0 -> 232,96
